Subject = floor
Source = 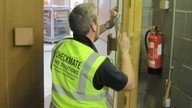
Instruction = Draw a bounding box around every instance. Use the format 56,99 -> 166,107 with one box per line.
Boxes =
137,74 -> 149,108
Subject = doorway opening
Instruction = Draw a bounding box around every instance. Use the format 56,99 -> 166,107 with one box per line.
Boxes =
43,1 -> 116,108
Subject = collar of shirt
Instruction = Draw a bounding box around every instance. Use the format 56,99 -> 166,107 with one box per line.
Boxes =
73,33 -> 98,53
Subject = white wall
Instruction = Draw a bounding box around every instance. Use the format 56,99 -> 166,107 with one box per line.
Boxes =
44,44 -> 54,108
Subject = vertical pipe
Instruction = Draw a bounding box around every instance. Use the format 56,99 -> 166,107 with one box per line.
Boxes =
168,0 -> 176,80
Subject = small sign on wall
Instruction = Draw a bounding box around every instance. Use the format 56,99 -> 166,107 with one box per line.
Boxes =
15,28 -> 33,46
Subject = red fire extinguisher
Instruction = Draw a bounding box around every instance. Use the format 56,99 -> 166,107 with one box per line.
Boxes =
145,26 -> 162,74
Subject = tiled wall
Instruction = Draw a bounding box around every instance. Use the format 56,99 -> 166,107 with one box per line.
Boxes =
170,0 -> 192,105
139,0 -> 192,108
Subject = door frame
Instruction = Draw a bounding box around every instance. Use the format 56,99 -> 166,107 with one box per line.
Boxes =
114,0 -> 142,108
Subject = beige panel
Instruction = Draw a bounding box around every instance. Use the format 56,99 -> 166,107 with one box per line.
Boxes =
15,28 -> 34,46
0,0 -> 7,107
4,0 -> 44,107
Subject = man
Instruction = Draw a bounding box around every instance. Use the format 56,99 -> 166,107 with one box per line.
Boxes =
50,3 -> 135,108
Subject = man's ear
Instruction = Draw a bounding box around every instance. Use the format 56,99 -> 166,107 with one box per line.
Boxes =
90,23 -> 97,32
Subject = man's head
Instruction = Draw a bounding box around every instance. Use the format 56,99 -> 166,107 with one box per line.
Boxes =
69,3 -> 99,41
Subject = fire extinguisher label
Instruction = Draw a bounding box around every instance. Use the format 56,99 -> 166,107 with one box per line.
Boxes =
149,42 -> 154,48
158,44 -> 162,55
148,60 -> 155,67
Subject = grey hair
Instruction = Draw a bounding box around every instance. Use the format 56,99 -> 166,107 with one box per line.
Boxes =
69,3 -> 97,36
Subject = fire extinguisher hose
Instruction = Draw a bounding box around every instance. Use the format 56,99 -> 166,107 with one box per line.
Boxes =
145,29 -> 151,53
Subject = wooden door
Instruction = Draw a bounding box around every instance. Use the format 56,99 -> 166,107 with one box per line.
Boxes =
0,0 -> 44,107
0,0 -> 7,107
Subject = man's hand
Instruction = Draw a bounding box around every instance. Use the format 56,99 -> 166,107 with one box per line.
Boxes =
99,7 -> 119,35
118,32 -> 135,91
104,7 -> 119,30
110,7 -> 118,23
118,32 -> 131,54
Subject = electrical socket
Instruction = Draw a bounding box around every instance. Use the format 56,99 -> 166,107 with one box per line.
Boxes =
160,0 -> 169,9
163,98 -> 171,107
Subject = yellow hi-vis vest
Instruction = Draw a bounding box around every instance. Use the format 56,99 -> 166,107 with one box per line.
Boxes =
51,39 -> 108,108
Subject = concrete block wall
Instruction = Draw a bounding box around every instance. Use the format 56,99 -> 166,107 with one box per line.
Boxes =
140,0 -> 192,108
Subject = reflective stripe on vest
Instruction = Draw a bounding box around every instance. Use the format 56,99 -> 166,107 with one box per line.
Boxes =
52,84 -> 107,101
52,52 -> 107,101
78,52 -> 99,94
